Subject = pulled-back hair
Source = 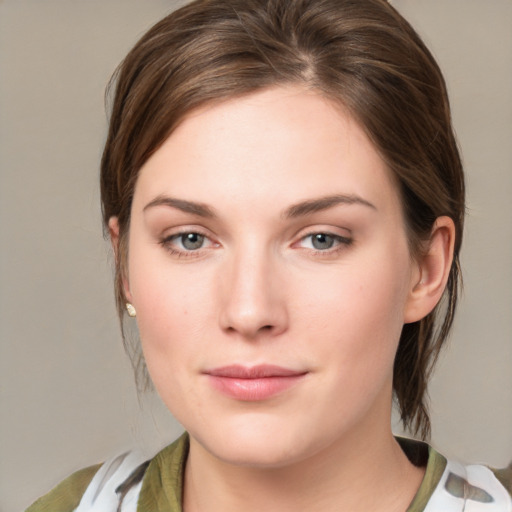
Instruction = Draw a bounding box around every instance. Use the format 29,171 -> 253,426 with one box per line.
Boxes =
101,0 -> 464,440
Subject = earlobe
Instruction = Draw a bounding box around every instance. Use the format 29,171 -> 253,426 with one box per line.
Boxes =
108,217 -> 133,302
404,216 -> 456,324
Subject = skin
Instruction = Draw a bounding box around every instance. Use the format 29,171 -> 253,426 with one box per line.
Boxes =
110,86 -> 454,511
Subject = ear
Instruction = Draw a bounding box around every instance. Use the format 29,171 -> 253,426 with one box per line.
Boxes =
108,217 -> 133,303
404,216 -> 456,324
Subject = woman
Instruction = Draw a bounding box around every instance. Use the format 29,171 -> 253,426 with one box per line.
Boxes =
26,0 -> 511,510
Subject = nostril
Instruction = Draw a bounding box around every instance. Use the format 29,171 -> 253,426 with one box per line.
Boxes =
225,323 -> 273,335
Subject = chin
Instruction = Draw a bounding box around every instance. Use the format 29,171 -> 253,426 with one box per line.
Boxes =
187,412 -> 335,469
207,436 -> 307,469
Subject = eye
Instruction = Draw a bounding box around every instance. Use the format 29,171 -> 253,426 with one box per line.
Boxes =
310,233 -> 336,250
299,232 -> 352,252
177,232 -> 205,250
160,230 -> 216,256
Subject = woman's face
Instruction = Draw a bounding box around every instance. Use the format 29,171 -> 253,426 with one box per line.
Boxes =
123,87 -> 422,467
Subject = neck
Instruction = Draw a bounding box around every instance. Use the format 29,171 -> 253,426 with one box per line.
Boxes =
183,416 -> 424,512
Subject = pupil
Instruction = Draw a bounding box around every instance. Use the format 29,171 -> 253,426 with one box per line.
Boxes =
312,233 -> 333,250
182,233 -> 203,250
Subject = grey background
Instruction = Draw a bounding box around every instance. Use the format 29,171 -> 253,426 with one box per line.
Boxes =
0,1 -> 511,511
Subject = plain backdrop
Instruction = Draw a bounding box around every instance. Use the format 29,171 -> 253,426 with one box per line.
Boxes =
1,1 -> 511,511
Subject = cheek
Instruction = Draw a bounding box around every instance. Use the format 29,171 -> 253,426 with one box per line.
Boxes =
136,275 -> 211,348
296,252 -> 410,372
127,244 -> 215,369
132,270 -> 213,412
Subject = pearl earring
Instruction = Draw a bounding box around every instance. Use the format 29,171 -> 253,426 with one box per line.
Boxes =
126,303 -> 137,317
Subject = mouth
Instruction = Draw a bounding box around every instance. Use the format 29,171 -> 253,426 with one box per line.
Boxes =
203,364 -> 308,401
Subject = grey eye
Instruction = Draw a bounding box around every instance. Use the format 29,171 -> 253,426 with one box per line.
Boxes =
181,233 -> 205,250
311,233 -> 335,250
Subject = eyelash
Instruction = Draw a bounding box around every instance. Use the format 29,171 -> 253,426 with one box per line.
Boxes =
159,230 -> 353,258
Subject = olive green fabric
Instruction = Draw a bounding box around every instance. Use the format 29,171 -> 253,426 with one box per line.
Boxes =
25,464 -> 102,512
136,434 -> 188,511
489,463 -> 512,494
405,445 -> 447,512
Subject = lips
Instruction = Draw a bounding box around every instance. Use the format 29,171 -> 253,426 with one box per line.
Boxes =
204,365 -> 307,401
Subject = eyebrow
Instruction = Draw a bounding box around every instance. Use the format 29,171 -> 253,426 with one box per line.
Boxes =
284,194 -> 376,218
143,196 -> 215,218
143,193 -> 376,219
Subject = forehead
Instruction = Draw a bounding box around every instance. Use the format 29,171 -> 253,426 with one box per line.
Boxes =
133,86 -> 401,218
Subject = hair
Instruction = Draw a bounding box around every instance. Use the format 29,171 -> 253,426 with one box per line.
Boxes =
100,0 -> 465,440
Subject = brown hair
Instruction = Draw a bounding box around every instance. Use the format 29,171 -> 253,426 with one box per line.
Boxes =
101,0 -> 464,439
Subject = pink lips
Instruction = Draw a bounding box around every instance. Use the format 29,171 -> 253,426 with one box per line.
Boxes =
204,365 -> 307,401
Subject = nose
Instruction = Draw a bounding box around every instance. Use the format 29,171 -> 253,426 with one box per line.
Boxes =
218,246 -> 288,340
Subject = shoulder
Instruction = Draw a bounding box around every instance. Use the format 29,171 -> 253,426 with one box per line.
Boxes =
25,464 -> 102,512
422,457 -> 512,511
397,437 -> 512,511
420,445 -> 512,511
24,452 -> 149,512
24,434 -> 189,512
